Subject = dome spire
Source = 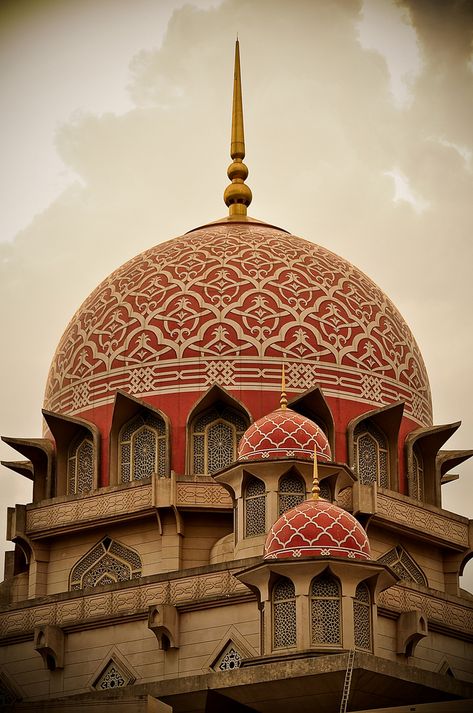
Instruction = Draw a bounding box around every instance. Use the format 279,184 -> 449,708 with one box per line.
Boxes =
312,445 -> 320,500
280,364 -> 288,410
224,38 -> 252,217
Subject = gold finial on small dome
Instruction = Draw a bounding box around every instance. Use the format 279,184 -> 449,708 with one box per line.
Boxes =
280,364 -> 287,410
312,444 -> 320,500
224,39 -> 252,216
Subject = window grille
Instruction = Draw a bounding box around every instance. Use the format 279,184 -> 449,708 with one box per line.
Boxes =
67,435 -> 94,495
119,412 -> 166,482
94,660 -> 129,690
244,477 -> 266,537
191,405 -> 248,475
378,546 -> 427,586
354,582 -> 371,651
409,446 -> 424,501
273,578 -> 296,649
354,421 -> 389,487
216,645 -> 243,671
278,474 -> 305,515
70,537 -> 141,590
319,479 -> 331,501
311,573 -> 341,646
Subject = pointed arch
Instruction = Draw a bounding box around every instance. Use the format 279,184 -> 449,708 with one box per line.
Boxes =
311,571 -> 342,646
187,385 -> 251,476
244,476 -> 266,537
278,470 -> 305,515
68,433 -> 94,494
406,422 -> 460,506
354,421 -> 389,487
288,385 -> 335,456
43,410 -> 99,496
347,402 -> 404,491
119,411 -> 167,482
109,391 -> 170,484
354,581 -> 372,651
378,546 -> 427,586
70,536 -> 142,591
272,576 -> 296,650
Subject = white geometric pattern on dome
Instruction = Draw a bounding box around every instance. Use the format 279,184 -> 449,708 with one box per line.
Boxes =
44,225 -> 432,426
238,408 -> 331,462
264,500 -> 371,560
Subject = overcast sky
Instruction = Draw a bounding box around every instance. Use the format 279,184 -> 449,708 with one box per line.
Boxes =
1,0 -> 472,590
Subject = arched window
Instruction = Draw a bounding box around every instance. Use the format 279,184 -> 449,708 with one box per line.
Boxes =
354,582 -> 371,651
311,573 -> 341,646
319,479 -> 331,501
409,446 -> 424,501
70,536 -> 142,590
272,577 -> 296,649
191,405 -> 248,476
68,435 -> 94,495
119,412 -> 167,482
278,474 -> 305,515
378,546 -> 427,586
354,421 -> 389,487
244,477 -> 266,537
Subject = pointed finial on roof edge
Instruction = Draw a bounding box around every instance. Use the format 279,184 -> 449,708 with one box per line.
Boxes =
312,444 -> 320,500
223,38 -> 252,216
280,364 -> 288,410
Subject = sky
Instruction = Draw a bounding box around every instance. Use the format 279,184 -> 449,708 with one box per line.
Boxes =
1,0 -> 472,590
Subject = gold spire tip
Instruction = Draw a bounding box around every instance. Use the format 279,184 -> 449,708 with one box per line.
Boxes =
223,39 -> 252,217
311,444 -> 320,501
280,364 -> 287,410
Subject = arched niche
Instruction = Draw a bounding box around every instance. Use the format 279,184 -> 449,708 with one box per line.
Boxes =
1,436 -> 54,502
405,422 -> 460,507
186,384 -> 251,476
347,401 -> 404,492
42,410 -> 99,497
108,390 -> 171,485
288,385 -> 335,458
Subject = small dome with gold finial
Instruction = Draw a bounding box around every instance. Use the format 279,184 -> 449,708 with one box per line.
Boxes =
237,367 -> 332,463
264,447 -> 371,560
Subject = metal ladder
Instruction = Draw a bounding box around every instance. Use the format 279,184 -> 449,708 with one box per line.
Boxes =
339,649 -> 355,713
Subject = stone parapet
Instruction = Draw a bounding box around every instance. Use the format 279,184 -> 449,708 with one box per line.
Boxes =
0,565 -> 251,640
379,584 -> 473,639
23,478 -> 232,539
375,491 -> 470,550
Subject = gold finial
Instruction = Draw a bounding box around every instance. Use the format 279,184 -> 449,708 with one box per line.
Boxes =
312,444 -> 320,500
280,364 -> 287,410
224,38 -> 252,217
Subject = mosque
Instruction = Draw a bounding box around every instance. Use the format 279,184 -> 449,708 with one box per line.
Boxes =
0,41 -> 472,713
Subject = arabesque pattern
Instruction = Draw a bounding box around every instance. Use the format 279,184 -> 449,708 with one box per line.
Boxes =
44,224 -> 432,426
238,408 -> 331,462
264,499 -> 371,560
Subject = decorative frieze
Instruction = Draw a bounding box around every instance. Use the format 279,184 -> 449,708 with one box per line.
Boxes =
25,485 -> 153,535
24,480 -> 232,538
376,493 -> 470,549
176,481 -> 232,508
379,585 -> 473,636
0,569 -> 248,639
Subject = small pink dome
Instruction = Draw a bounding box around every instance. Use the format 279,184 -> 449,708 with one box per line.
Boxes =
238,408 -> 331,462
264,499 -> 371,560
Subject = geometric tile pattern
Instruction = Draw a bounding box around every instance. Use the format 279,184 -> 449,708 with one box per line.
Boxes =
44,223 -> 432,426
238,408 -> 331,462
264,499 -> 371,560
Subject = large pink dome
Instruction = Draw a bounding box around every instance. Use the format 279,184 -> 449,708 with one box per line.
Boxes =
238,408 -> 331,462
264,499 -> 371,560
44,221 -> 431,428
